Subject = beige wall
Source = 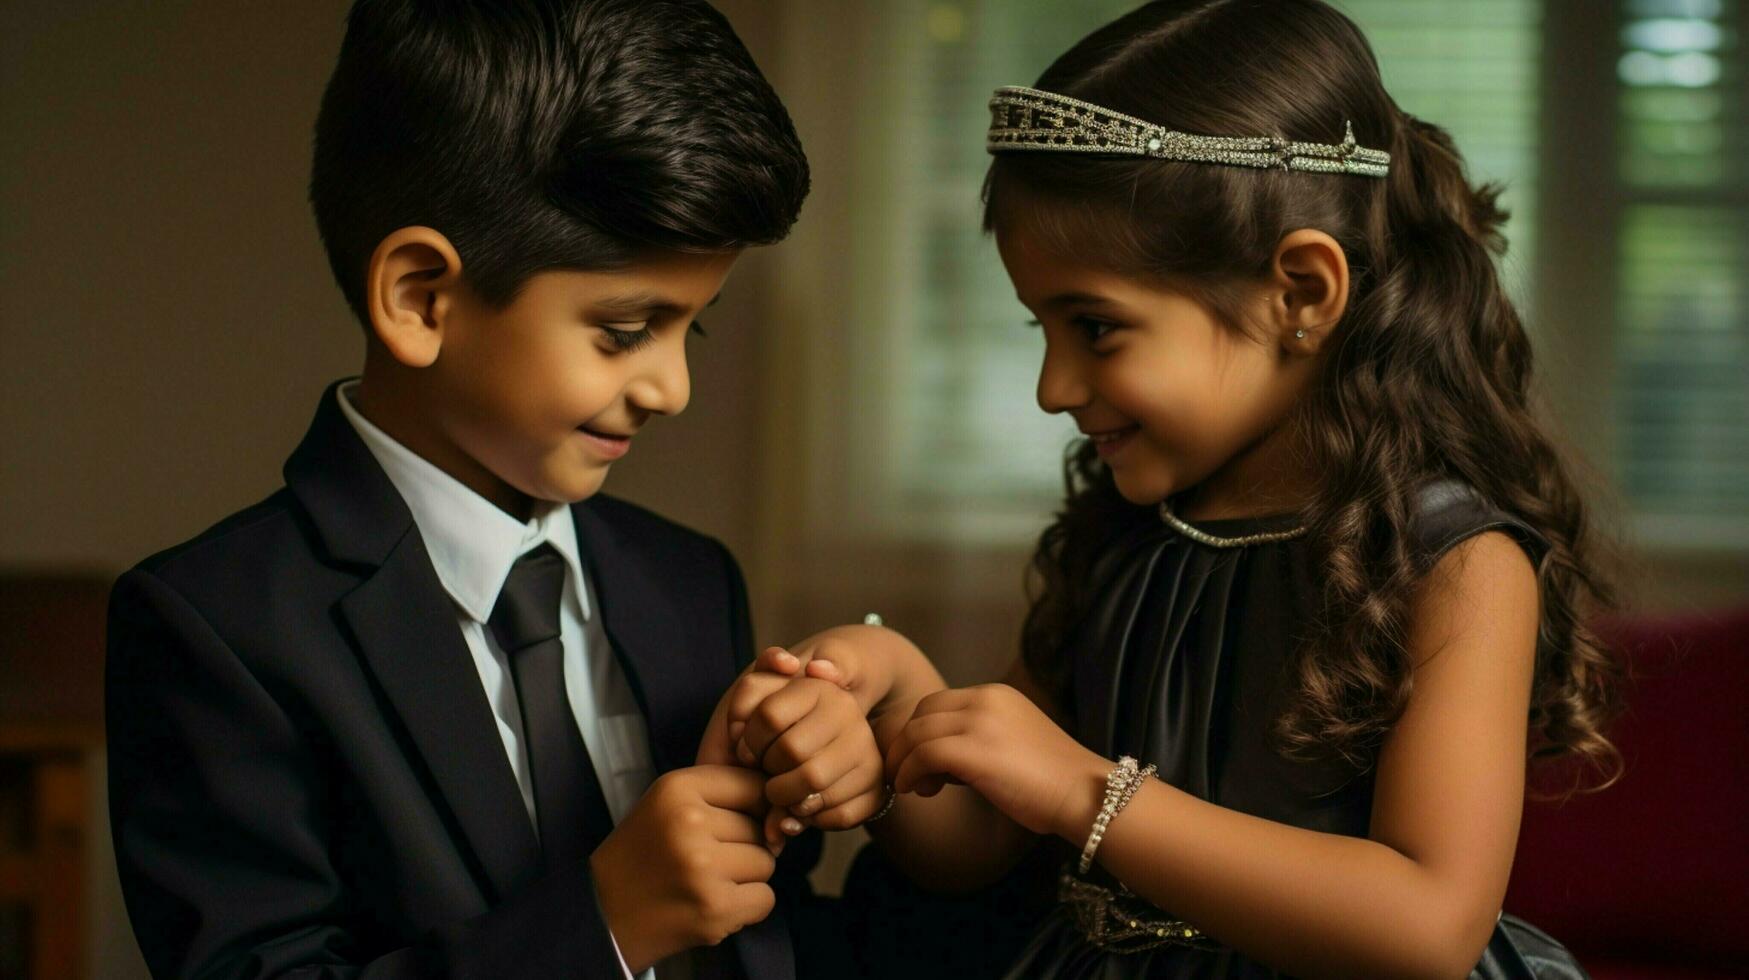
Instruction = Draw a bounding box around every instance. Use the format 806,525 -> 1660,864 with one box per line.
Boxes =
3,1 -> 355,573
0,0 -> 778,583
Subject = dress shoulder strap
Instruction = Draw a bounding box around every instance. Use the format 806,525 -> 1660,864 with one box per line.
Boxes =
1411,479 -> 1549,571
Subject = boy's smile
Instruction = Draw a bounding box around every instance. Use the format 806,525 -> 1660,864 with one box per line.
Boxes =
576,426 -> 633,461
354,231 -> 739,522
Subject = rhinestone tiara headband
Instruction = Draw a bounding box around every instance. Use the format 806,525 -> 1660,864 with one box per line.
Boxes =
987,86 -> 1390,178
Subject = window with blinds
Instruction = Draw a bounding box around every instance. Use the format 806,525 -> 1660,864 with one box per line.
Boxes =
1336,0 -> 1544,308
878,1 -> 1132,536
1615,0 -> 1747,530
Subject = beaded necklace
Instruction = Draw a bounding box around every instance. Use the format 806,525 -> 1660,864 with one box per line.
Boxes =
1156,501 -> 1308,548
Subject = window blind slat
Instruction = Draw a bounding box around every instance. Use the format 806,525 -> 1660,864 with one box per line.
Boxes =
1616,0 -> 1747,523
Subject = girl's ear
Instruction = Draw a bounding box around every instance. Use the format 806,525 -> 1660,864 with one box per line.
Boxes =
1269,229 -> 1350,355
364,226 -> 465,369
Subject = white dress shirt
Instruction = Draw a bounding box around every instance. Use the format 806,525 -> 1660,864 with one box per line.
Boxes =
338,383 -> 667,980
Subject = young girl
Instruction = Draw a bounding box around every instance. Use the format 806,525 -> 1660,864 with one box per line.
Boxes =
723,0 -> 1624,975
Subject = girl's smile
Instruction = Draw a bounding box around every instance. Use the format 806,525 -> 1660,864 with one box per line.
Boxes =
1084,424 -> 1139,459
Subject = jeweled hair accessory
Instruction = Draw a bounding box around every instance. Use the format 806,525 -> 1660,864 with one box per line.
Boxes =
987,86 -> 1390,178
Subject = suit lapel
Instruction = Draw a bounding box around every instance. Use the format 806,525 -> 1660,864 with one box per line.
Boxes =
286,382 -> 540,902
569,501 -> 732,775
339,535 -> 542,902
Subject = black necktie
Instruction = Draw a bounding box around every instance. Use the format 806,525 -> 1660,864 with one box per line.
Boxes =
488,544 -> 614,875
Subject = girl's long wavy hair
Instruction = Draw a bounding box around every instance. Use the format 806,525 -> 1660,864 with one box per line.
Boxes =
992,0 -> 1622,787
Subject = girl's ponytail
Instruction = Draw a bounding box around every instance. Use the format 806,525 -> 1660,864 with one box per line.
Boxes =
1391,112 -> 1510,258
1282,110 -> 1624,783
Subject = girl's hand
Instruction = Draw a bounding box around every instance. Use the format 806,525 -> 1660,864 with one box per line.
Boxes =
883,683 -> 1111,839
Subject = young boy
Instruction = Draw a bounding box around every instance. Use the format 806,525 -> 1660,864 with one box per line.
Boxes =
104,1 -> 818,976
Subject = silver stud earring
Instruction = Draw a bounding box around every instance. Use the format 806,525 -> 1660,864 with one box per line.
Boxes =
1295,329 -> 1307,340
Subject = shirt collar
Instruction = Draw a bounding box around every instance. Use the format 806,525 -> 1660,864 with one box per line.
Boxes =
336,382 -> 591,625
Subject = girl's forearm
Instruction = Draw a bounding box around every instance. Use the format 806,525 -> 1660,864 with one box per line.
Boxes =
1063,771 -> 1496,980
854,635 -> 1041,889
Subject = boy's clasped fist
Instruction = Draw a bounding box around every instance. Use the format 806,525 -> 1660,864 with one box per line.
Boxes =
589,765 -> 777,972
699,640 -> 892,847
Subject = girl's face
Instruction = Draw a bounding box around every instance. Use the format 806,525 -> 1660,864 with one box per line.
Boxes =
998,225 -> 1323,510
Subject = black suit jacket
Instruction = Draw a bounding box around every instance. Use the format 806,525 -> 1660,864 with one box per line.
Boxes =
106,382 -> 818,979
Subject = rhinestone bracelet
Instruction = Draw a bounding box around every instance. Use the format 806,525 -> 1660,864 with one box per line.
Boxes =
1078,756 -> 1157,874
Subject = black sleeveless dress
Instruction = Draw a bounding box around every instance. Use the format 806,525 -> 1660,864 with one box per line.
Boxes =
998,481 -> 1590,980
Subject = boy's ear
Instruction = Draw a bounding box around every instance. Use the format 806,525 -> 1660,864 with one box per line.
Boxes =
1269,229 -> 1350,355
365,226 -> 465,369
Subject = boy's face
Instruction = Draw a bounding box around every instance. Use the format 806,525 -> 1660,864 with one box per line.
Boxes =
413,249 -> 739,516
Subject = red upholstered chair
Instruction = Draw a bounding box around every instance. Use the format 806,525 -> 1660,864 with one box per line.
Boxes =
1505,606 -> 1749,980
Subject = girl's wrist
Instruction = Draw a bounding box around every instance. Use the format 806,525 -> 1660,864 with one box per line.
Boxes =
1051,751 -> 1120,844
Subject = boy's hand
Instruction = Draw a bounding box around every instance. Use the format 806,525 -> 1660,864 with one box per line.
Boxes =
697,648 -> 864,844
697,662 -> 798,770
590,765 -> 777,973
733,671 -> 887,835
696,625 -> 945,843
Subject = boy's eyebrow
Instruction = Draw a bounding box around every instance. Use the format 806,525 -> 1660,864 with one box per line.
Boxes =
591,291 -> 724,316
592,292 -> 680,316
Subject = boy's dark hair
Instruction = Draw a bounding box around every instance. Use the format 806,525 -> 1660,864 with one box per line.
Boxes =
311,0 -> 809,322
